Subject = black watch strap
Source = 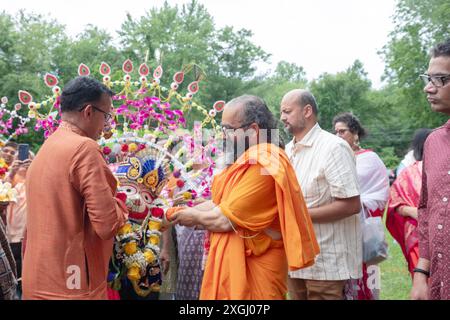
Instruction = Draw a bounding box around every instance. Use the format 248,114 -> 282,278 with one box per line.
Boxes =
413,268 -> 430,277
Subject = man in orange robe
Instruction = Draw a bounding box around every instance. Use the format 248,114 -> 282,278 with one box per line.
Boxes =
170,95 -> 319,299
23,77 -> 128,299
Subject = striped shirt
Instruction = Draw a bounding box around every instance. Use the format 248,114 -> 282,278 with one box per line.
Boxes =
286,124 -> 362,280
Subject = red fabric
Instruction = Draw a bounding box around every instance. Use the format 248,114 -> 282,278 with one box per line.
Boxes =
107,287 -> 120,300
416,121 -> 450,299
386,161 -> 422,275
355,149 -> 373,156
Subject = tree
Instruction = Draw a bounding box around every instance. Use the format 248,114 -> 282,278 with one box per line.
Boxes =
272,61 -> 306,83
0,11 -> 124,149
381,0 -> 450,130
309,60 -> 373,132
246,61 -> 308,144
118,0 -> 270,109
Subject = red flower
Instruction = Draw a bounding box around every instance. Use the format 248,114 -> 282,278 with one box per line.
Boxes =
176,179 -> 185,188
121,144 -> 129,152
138,144 -> 146,151
151,207 -> 164,219
103,146 -> 112,155
0,168 -> 6,175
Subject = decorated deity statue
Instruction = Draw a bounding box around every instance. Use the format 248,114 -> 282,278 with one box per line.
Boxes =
3,58 -> 224,299
107,146 -> 170,299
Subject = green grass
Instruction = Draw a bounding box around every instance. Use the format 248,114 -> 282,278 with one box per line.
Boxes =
379,220 -> 412,300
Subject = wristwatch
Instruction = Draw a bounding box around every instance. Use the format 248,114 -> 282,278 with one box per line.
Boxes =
413,268 -> 430,277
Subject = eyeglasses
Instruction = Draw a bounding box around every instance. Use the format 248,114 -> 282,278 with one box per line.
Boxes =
419,74 -> 450,88
221,122 -> 253,135
334,128 -> 350,136
79,104 -> 113,122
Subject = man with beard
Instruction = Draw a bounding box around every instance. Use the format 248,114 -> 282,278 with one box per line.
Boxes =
23,77 -> 128,299
280,89 -> 362,300
170,95 -> 319,299
411,38 -> 450,300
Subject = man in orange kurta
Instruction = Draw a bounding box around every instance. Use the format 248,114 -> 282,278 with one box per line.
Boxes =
170,95 -> 319,299
23,77 -> 128,299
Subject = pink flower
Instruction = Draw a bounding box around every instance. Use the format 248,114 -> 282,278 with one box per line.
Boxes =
103,146 -> 112,155
129,123 -> 141,130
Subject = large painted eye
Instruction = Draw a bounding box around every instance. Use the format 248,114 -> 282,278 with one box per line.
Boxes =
119,183 -> 138,196
141,191 -> 153,205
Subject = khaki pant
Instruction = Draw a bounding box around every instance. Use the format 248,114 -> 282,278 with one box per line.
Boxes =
287,277 -> 346,300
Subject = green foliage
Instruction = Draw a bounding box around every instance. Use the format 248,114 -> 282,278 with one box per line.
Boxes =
380,0 -> 450,130
381,212 -> 412,300
377,147 -> 401,169
118,0 -> 270,109
309,60 -> 373,132
0,0 -> 448,162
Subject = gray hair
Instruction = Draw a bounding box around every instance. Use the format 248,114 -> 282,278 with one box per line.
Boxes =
227,95 -> 284,148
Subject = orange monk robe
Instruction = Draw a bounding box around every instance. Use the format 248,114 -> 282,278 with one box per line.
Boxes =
23,122 -> 128,300
200,143 -> 319,300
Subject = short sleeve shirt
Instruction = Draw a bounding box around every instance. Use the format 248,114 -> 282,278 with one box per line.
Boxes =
286,124 -> 362,280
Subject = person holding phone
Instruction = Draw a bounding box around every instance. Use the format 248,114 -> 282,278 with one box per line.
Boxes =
4,143 -> 32,299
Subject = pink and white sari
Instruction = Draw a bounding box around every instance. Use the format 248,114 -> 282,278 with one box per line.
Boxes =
345,150 -> 389,300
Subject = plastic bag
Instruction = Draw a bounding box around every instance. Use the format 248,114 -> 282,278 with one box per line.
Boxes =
362,216 -> 388,264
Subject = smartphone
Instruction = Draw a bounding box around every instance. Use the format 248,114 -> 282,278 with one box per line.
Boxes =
18,144 -> 30,161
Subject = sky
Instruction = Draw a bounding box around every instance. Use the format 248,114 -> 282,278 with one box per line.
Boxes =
1,0 -> 397,88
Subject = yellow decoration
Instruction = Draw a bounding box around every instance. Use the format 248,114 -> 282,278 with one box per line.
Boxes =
124,241 -> 138,255
118,223 -> 132,235
137,178 -> 144,184
143,250 -> 156,264
149,234 -> 160,246
148,220 -> 162,230
150,283 -> 161,292
143,169 -> 159,189
129,143 -> 138,153
129,168 -> 139,178
130,157 -> 140,169
127,266 -> 141,281
183,192 -> 192,200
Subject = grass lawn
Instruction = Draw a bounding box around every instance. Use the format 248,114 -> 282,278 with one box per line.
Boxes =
379,221 -> 412,300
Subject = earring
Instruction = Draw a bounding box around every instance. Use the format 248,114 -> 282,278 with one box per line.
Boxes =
353,135 -> 360,148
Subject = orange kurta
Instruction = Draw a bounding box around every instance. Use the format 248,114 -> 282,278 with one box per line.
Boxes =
23,121 -> 128,300
200,143 -> 319,300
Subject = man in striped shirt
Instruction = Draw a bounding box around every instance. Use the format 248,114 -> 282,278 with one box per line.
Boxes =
280,89 -> 362,300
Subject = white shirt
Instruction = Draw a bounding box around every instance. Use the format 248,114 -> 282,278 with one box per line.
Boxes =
286,124 -> 362,280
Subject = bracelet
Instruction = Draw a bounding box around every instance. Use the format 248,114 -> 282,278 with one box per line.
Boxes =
413,268 -> 430,277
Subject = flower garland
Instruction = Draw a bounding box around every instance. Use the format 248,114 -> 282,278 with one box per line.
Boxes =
5,60 -> 225,140
0,181 -> 17,202
0,158 -> 9,180
0,96 -> 32,141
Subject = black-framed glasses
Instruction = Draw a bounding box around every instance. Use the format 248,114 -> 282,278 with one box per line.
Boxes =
419,74 -> 450,87
221,122 -> 254,135
79,104 -> 113,122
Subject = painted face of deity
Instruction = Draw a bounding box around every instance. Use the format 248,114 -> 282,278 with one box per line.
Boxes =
117,177 -> 155,223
